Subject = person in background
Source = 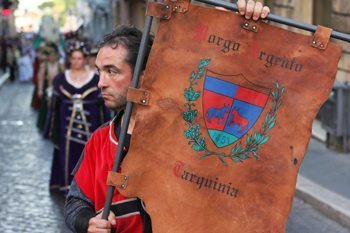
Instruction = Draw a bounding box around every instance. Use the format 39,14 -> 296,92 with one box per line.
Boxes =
31,45 -> 48,110
36,42 -> 64,131
17,46 -> 34,82
45,41 -> 110,194
6,41 -> 19,82
0,38 -> 7,73
86,47 -> 99,73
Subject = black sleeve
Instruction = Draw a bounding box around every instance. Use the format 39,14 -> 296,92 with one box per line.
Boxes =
64,179 -> 95,233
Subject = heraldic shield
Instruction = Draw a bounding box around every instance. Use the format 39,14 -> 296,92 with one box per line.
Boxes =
203,71 -> 270,148
109,2 -> 342,233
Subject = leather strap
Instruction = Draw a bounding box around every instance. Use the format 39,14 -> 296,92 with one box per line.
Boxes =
127,87 -> 151,106
107,171 -> 128,190
164,0 -> 190,13
311,25 -> 332,50
146,2 -> 172,19
146,0 -> 190,19
240,20 -> 259,33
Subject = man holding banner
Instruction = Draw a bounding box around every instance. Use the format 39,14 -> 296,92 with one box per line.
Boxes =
64,1 -> 270,232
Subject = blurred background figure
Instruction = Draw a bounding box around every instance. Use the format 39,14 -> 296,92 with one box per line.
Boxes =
30,44 -> 48,110
86,46 -> 98,72
36,42 -> 64,132
17,32 -> 35,82
17,45 -> 33,82
0,38 -> 7,73
5,41 -> 19,82
44,41 -> 110,194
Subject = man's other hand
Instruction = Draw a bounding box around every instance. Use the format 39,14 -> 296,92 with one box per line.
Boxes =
237,0 -> 270,20
88,211 -> 116,233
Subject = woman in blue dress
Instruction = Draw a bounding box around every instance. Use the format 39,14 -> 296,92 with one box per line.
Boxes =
46,41 -> 110,193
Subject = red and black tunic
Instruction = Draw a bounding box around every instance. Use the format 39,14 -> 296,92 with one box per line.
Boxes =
65,112 -> 152,233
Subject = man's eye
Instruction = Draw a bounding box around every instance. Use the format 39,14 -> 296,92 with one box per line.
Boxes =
107,69 -> 115,74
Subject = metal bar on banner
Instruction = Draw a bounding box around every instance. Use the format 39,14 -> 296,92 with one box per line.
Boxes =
195,0 -> 350,43
101,14 -> 154,220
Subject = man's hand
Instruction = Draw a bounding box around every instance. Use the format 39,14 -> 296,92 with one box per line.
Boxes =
88,211 -> 116,233
237,0 -> 270,20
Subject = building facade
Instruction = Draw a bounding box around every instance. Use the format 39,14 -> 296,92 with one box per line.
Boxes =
76,0 -> 114,43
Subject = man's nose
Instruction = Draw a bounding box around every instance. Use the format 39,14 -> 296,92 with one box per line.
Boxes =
98,73 -> 108,89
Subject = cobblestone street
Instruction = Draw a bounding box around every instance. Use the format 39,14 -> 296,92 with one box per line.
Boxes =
0,81 -> 70,233
0,80 -> 349,233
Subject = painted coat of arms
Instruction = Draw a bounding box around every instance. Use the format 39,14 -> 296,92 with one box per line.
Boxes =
182,59 -> 285,165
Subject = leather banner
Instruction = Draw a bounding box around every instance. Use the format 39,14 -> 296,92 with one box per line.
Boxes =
118,3 -> 342,233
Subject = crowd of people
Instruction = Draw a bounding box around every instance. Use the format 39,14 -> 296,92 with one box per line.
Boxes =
38,40 -> 111,194
1,33 -> 112,195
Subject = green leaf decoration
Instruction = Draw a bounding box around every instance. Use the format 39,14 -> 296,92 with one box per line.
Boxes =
231,146 -> 239,154
246,135 -> 252,144
192,143 -> 205,151
268,121 -> 275,129
184,87 -> 201,101
260,136 -> 270,144
265,114 -> 269,123
232,157 -> 242,163
281,87 -> 285,95
196,137 -> 207,150
182,59 -> 285,166
269,115 -> 276,124
199,59 -> 211,68
182,109 -> 198,122
191,72 -> 196,79
275,82 -> 280,89
184,124 -> 200,140
253,132 -> 259,141
271,91 -> 277,99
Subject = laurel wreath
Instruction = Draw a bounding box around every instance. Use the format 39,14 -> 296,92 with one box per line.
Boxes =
182,59 -> 285,166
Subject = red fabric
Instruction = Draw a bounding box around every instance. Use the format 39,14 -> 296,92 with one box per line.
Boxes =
32,59 -> 40,85
31,59 -> 41,110
75,122 -> 144,233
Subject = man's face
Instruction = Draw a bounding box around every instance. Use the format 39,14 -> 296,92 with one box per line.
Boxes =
96,45 -> 133,110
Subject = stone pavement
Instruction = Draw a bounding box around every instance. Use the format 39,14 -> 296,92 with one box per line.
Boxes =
296,133 -> 350,229
0,80 -> 70,233
287,198 -> 349,233
299,138 -> 350,200
0,76 -> 349,232
0,69 -> 9,87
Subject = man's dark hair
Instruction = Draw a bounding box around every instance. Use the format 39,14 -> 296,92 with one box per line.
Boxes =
99,25 -> 154,72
